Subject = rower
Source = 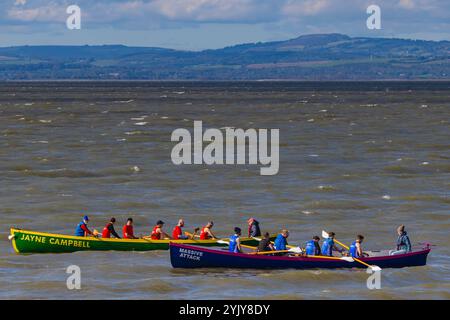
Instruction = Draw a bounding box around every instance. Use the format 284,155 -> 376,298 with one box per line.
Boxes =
257,232 -> 275,252
150,220 -> 171,240
229,227 -> 242,253
122,217 -> 138,239
390,225 -> 412,255
199,221 -> 217,240
247,217 -> 261,237
349,235 -> 368,258
102,217 -> 121,239
321,232 -> 343,256
305,236 -> 321,256
274,229 -> 289,251
75,215 -> 93,237
172,219 -> 189,240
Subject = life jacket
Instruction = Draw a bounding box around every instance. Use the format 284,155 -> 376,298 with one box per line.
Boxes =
229,234 -> 239,253
397,232 -> 411,251
274,234 -> 287,251
172,226 -> 182,240
151,226 -> 161,240
305,240 -> 316,255
199,226 -> 210,240
102,222 -> 112,238
75,222 -> 86,237
122,225 -> 133,239
349,241 -> 359,258
321,238 -> 334,256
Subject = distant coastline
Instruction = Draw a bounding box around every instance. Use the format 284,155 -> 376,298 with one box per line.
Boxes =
1,34 -> 449,81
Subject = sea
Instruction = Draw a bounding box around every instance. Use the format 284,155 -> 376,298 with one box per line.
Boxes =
0,81 -> 449,299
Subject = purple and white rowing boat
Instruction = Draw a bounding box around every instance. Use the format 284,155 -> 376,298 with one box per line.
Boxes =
170,243 -> 431,269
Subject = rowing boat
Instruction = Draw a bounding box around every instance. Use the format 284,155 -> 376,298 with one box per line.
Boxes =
169,243 -> 431,269
9,228 -> 275,254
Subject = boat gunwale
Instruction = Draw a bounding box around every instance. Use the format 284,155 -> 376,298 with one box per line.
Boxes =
9,228 -> 269,245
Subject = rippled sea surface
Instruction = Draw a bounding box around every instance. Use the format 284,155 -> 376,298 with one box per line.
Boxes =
0,81 -> 449,299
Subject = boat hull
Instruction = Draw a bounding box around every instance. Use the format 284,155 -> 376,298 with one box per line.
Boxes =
9,228 -> 273,254
170,243 -> 431,269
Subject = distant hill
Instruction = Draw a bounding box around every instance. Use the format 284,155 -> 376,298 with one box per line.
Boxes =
1,33 -> 449,80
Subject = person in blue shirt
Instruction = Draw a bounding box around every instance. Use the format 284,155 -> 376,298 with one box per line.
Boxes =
305,236 -> 321,256
348,235 -> 369,258
274,229 -> 289,251
229,227 -> 242,253
75,215 -> 93,237
321,232 -> 343,256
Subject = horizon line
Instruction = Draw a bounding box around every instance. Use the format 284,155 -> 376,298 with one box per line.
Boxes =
1,33 -> 449,51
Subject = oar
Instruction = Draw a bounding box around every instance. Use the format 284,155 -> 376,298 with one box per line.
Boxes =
186,231 -> 234,244
251,247 -> 303,255
252,236 -> 299,250
308,255 -> 355,262
216,239 -> 256,250
249,248 -> 358,264
322,230 -> 381,272
250,241 -> 356,262
185,231 -> 201,239
321,230 -> 349,250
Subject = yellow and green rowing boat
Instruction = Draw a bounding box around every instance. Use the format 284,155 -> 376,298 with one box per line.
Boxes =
9,228 -> 274,254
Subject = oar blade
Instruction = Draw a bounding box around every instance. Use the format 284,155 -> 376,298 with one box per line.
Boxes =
288,247 -> 302,254
341,257 -> 354,262
370,265 -> 382,272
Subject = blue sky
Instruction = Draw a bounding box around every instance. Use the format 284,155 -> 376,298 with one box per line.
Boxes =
1,0 -> 449,49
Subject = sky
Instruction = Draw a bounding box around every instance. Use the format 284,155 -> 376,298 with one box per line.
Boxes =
0,0 -> 449,50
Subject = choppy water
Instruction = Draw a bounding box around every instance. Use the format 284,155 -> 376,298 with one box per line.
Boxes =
0,81 -> 449,299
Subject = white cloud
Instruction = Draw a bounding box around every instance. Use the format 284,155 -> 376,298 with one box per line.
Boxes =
15,0 -> 27,5
8,3 -> 65,22
398,0 -> 415,9
4,0 -> 448,25
281,0 -> 329,16
1,0 -> 449,44
145,0 -> 276,22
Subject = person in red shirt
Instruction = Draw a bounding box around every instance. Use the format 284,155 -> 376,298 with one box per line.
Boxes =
199,221 -> 217,240
102,217 -> 121,238
172,219 -> 187,240
173,219 -> 200,240
122,217 -> 138,239
148,220 -> 171,240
